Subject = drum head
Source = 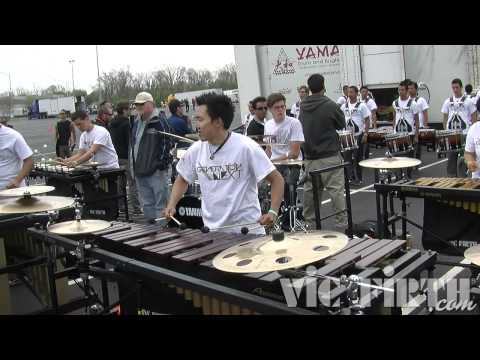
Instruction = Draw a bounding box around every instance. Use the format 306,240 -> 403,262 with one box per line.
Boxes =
169,195 -> 203,229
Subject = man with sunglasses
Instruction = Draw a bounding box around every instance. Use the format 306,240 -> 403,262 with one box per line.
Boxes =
246,96 -> 268,138
95,101 -> 114,129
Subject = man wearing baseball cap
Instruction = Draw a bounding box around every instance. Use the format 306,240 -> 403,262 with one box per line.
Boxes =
130,91 -> 175,222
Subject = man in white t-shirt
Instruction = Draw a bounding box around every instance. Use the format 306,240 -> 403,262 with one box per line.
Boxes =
336,85 -> 349,107
464,121 -> 480,178
0,123 -> 34,190
408,81 -> 429,128
59,110 -> 119,169
341,86 -> 371,185
360,86 -> 378,128
165,93 -> 284,235
290,85 -> 309,119
441,78 -> 478,177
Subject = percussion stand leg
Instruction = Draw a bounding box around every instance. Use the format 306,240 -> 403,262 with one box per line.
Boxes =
401,196 -> 407,240
382,192 -> 389,239
389,192 -> 396,238
44,233 -> 59,314
343,166 -> 354,238
375,170 -> 383,238
311,172 -> 322,231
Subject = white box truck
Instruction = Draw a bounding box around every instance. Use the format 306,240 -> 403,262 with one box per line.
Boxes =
38,96 -> 76,118
174,89 -> 223,104
234,45 -> 480,127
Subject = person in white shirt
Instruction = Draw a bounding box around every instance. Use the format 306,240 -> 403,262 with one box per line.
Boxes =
360,85 -> 377,160
0,123 -> 33,190
340,86 -> 371,185
464,122 -> 480,178
465,84 -> 476,103
441,78 -> 478,177
59,110 -> 119,169
408,81 -> 429,128
290,85 -> 309,119
336,85 -> 349,107
165,92 -> 284,235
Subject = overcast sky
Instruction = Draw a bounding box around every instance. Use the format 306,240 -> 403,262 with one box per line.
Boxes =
0,45 -> 235,94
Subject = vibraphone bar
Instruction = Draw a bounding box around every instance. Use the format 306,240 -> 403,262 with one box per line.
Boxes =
29,221 -> 437,315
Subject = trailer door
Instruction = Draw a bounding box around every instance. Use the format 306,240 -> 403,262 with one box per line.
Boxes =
361,45 -> 406,88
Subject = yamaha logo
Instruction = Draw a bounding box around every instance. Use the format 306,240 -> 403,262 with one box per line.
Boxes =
178,207 -> 202,217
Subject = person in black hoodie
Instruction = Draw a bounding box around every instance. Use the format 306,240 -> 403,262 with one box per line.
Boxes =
109,102 -> 141,214
298,73 -> 348,231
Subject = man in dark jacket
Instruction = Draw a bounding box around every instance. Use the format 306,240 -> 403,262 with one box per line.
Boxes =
131,92 -> 174,222
167,99 -> 192,148
299,73 -> 347,231
109,101 -> 142,214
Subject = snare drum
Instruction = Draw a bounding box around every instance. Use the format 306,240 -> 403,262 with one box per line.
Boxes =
435,130 -> 464,152
367,126 -> 393,145
418,128 -> 435,145
385,133 -> 413,154
337,130 -> 358,152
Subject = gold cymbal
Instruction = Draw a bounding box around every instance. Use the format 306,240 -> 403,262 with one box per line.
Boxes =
272,159 -> 304,166
212,230 -> 348,273
185,133 -> 200,140
359,157 -> 421,169
464,245 -> 480,266
47,219 -> 111,235
0,196 -> 75,214
0,185 -> 55,197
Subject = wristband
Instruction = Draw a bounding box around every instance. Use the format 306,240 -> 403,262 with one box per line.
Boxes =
268,209 -> 278,217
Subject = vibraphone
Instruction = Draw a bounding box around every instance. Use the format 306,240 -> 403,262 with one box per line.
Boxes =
29,163 -> 127,221
374,177 -> 480,254
28,222 -> 438,315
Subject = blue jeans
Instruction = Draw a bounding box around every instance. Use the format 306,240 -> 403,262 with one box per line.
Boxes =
135,169 -> 170,221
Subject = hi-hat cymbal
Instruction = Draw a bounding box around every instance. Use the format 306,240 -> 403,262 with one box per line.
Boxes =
359,157 -> 421,169
464,245 -> 480,266
0,185 -> 55,197
185,133 -> 200,140
272,159 -> 304,166
47,219 -> 111,235
212,230 -> 348,273
0,196 -> 75,214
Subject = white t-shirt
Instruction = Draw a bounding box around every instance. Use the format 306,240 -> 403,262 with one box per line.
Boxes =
79,125 -> 119,169
337,96 -> 348,106
362,98 -> 378,126
441,95 -> 477,133
0,125 -> 33,189
176,132 -> 275,235
264,116 -> 305,160
393,98 -> 419,135
465,122 -> 480,178
340,101 -> 371,136
413,96 -> 429,128
290,100 -> 301,118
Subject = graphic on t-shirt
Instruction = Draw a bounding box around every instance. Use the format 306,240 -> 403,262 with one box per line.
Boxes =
448,114 -> 467,130
197,163 -> 242,181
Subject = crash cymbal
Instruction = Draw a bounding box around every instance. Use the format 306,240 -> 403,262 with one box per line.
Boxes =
359,157 -> 421,169
212,230 -> 348,273
47,219 -> 111,235
464,245 -> 480,266
0,185 -> 55,197
185,133 -> 200,140
272,159 -> 304,166
0,196 -> 75,214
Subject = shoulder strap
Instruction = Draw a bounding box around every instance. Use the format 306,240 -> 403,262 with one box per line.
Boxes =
407,98 -> 413,108
415,96 -> 419,102
355,102 -> 361,109
450,96 -> 454,103
461,95 -> 467,103
395,99 -> 399,108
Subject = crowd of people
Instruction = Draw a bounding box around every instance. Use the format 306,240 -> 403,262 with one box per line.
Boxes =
2,73 -> 480,235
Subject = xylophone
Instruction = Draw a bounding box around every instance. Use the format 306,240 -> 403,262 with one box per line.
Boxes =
29,221 -> 438,315
29,163 -> 127,221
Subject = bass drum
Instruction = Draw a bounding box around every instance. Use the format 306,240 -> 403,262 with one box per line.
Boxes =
168,195 -> 204,229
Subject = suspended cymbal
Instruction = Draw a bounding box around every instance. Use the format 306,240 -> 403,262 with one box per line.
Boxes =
212,230 -> 348,273
464,245 -> 480,266
47,219 -> 111,235
272,159 -> 304,166
359,157 -> 421,169
0,196 -> 75,214
0,185 -> 55,197
185,133 -> 200,140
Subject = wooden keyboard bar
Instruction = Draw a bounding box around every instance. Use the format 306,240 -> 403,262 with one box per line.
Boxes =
355,240 -> 406,269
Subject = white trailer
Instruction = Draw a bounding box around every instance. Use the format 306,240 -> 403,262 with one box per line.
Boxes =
174,89 -> 223,104
234,45 -> 480,126
38,96 -> 76,118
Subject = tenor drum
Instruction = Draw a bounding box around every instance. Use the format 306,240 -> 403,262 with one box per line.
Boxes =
435,130 -> 464,153
418,128 -> 435,145
385,133 -> 413,155
367,126 -> 393,145
337,130 -> 358,152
